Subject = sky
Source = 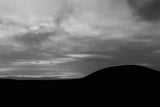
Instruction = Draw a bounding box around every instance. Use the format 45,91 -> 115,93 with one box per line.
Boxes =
0,0 -> 160,78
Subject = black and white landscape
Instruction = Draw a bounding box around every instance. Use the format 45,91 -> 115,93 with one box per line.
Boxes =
0,0 -> 160,79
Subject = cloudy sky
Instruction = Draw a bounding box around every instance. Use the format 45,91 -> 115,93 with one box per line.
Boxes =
0,0 -> 160,78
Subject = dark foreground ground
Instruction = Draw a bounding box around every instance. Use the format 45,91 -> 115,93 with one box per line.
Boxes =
0,65 -> 159,106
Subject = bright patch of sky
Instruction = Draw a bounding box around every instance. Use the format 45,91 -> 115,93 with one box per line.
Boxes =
0,0 -> 156,42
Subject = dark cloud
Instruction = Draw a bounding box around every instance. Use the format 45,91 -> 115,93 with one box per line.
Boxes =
14,31 -> 53,49
127,0 -> 160,22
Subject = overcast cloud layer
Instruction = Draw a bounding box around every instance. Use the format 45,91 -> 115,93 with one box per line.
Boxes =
0,0 -> 160,78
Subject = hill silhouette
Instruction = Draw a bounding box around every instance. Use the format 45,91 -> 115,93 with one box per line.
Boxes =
83,65 -> 160,97
85,65 -> 159,80
84,65 -> 159,84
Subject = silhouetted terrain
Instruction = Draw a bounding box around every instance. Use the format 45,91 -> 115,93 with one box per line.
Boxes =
0,65 -> 159,106
83,65 -> 160,106
83,65 -> 160,95
84,65 -> 159,81
0,65 -> 159,88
